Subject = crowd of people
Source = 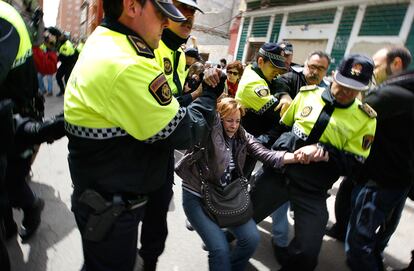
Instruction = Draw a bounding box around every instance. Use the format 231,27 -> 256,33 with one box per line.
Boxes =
1,0 -> 413,271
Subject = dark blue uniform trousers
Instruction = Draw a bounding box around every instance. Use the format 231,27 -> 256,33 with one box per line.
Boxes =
346,183 -> 410,271
73,199 -> 145,271
139,152 -> 174,268
251,168 -> 329,271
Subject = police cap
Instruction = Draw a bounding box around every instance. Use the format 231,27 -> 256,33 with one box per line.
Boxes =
151,0 -> 186,22
258,42 -> 287,70
176,0 -> 204,13
280,41 -> 293,55
334,54 -> 374,91
185,47 -> 201,60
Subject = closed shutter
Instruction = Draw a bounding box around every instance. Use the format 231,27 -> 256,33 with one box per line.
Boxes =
237,17 -> 251,61
246,1 -> 261,10
270,14 -> 283,42
359,3 -> 408,36
330,6 -> 358,71
251,16 -> 270,37
405,20 -> 414,69
287,9 -> 336,26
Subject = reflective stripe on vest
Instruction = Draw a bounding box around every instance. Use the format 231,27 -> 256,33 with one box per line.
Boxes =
0,1 -> 33,69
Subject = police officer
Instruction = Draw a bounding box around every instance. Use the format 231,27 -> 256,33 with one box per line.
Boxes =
250,54 -> 377,271
0,0 -> 47,247
154,0 -> 204,106
140,1 -> 204,270
55,32 -> 78,97
63,1 -> 225,270
235,42 -> 290,138
270,49 -> 331,264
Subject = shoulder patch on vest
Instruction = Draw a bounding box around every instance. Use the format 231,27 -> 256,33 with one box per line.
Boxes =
358,103 -> 377,118
127,35 -> 154,58
149,73 -> 172,105
362,135 -> 375,150
299,85 -> 318,92
254,85 -> 270,97
163,57 -> 172,75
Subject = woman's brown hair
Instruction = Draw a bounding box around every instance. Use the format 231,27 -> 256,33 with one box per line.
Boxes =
226,61 -> 244,77
217,97 -> 245,119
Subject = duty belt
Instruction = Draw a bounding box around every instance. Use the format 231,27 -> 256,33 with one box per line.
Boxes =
78,189 -> 148,242
65,121 -> 127,139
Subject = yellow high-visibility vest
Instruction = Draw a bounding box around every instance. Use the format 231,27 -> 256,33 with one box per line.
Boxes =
64,26 -> 180,141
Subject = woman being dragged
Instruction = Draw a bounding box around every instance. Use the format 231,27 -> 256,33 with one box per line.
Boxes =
175,97 -> 328,271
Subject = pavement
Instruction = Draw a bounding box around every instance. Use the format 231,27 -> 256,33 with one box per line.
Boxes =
6,95 -> 414,271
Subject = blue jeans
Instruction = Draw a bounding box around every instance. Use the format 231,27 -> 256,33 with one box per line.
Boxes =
346,183 -> 410,271
37,73 -> 53,94
182,189 -> 260,271
271,201 -> 290,247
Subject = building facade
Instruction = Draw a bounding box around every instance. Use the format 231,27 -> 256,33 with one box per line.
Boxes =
236,0 -> 414,69
56,0 -> 82,40
79,0 -> 103,39
190,0 -> 242,63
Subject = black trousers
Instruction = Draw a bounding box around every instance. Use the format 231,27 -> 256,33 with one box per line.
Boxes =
3,155 -> 35,229
0,154 -> 10,271
139,152 -> 174,268
56,60 -> 76,94
332,177 -> 354,235
251,168 -> 329,271
73,196 -> 145,271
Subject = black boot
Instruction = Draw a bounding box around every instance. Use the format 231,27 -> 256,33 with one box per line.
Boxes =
325,224 -> 346,242
143,260 -> 157,271
19,197 -> 44,242
0,221 -> 11,271
271,240 -> 289,266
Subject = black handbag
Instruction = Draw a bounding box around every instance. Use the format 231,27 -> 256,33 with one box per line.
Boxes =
198,163 -> 253,228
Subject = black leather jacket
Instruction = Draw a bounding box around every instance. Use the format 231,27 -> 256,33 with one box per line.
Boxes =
176,113 -> 287,195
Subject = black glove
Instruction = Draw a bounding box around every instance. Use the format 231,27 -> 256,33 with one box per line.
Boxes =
202,74 -> 227,98
15,112 -> 65,145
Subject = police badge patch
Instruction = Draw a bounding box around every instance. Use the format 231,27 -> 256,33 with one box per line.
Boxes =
254,85 -> 269,97
300,106 -> 312,117
362,135 -> 374,150
163,58 -> 172,75
149,74 -> 172,105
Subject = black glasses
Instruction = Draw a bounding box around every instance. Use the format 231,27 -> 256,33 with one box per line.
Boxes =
227,71 -> 239,76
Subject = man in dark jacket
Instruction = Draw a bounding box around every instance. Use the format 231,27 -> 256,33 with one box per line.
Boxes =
328,46 -> 413,243
275,50 -> 331,98
346,47 -> 414,271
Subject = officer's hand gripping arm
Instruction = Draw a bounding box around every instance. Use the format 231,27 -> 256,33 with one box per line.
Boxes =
160,74 -> 227,150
